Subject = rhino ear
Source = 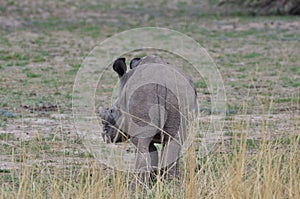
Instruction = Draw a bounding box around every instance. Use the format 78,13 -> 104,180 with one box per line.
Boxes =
113,58 -> 127,77
130,57 -> 141,69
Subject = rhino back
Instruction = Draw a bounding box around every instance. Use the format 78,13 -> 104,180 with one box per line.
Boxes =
116,62 -> 196,138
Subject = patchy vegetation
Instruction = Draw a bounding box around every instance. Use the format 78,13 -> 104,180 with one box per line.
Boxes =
0,0 -> 299,198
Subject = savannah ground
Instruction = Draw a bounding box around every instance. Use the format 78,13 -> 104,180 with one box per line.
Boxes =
0,0 -> 299,198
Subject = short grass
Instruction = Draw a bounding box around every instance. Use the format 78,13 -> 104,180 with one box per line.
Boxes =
0,0 -> 299,198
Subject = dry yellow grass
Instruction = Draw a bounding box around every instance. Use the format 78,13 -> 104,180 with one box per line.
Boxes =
1,112 -> 299,199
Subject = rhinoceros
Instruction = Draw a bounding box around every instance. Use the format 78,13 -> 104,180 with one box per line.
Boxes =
99,55 -> 197,186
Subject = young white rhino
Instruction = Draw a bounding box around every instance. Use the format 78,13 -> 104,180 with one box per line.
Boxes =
99,55 -> 197,186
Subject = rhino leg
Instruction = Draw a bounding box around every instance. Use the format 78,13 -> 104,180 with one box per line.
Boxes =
131,137 -> 154,189
149,142 -> 158,181
160,136 -> 181,180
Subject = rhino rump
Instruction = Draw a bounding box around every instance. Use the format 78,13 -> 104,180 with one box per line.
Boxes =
127,83 -> 180,142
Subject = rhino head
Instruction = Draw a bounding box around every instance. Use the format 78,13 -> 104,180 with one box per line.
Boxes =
98,105 -> 124,143
98,58 -> 129,143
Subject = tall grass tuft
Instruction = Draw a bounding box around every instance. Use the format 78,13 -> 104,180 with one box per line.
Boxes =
1,112 -> 299,198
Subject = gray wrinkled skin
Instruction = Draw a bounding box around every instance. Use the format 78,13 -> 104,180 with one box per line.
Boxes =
99,55 -> 197,188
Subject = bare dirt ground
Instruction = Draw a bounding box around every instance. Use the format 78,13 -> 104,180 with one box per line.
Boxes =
0,0 -> 299,174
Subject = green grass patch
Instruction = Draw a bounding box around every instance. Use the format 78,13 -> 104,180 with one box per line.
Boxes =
15,61 -> 29,67
246,138 -> 260,149
194,80 -> 207,88
33,55 -> 47,62
290,81 -> 300,87
0,133 -> 15,140
290,66 -> 299,73
237,74 -> 247,79
0,52 -> 29,61
238,67 -> 246,72
243,52 -> 261,59
41,66 -> 54,72
82,25 -> 102,38
26,72 -> 42,78
4,62 -> 14,67
65,93 -> 72,99
281,76 -> 300,87
65,69 -> 78,75
71,63 -> 81,69
12,91 -> 23,95
273,98 -> 300,103
268,135 -> 300,146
